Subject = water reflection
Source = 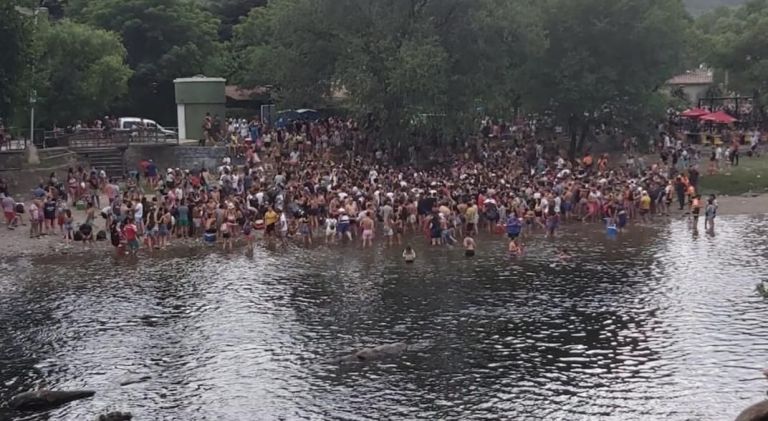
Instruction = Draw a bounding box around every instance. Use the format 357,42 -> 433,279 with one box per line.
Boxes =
1,215 -> 767,420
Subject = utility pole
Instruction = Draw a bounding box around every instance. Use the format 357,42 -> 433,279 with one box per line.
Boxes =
15,6 -> 45,148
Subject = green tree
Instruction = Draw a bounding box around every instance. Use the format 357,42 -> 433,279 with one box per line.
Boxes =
35,20 -> 132,125
234,0 -> 540,148
234,0 -> 338,108
697,0 -> 768,119
0,0 -> 31,121
525,0 -> 689,157
75,0 -> 221,123
201,0 -> 266,40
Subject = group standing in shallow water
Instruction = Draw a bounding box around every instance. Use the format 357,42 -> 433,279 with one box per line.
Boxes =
2,114 -> 743,260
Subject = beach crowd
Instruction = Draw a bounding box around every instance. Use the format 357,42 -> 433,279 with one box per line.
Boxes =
1,115 -> 752,259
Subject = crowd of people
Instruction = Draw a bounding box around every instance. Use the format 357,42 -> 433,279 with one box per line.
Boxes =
2,114 -> 756,261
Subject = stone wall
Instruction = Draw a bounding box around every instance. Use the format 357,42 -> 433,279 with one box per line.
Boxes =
124,145 -> 231,172
1,145 -> 233,197
0,151 -> 26,172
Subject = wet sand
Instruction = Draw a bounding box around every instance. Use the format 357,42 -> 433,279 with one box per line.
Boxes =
1,194 -> 766,260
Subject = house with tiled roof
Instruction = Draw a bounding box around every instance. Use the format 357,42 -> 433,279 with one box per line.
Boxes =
664,69 -> 714,105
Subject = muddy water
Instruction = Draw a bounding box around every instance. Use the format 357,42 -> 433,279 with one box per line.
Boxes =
1,216 -> 767,420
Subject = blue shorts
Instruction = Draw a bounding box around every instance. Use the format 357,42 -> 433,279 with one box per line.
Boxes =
338,223 -> 350,234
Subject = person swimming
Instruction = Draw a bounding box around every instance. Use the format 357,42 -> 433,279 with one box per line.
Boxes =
463,234 -> 476,257
402,245 -> 416,263
508,238 -> 522,257
557,247 -> 572,261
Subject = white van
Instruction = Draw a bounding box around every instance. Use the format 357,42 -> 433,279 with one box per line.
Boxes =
118,117 -> 177,139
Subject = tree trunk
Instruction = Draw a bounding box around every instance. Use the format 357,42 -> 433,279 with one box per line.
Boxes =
576,120 -> 590,155
568,114 -> 578,161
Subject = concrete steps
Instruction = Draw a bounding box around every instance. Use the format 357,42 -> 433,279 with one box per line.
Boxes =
77,148 -> 126,178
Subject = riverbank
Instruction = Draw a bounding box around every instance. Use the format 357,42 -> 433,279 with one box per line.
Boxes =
699,155 -> 768,196
1,194 -> 766,260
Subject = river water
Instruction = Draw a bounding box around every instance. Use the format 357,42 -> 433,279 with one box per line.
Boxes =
1,216 -> 768,421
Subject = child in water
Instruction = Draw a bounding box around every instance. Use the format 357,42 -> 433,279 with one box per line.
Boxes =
508,238 -> 523,257
403,245 -> 416,263
558,247 -> 572,261
463,234 -> 476,257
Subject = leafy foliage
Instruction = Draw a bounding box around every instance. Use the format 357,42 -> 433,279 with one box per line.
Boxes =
0,0 -> 31,120
35,20 -> 132,125
697,0 -> 768,115
234,0 -> 543,140
234,0 -> 688,152
75,0 -> 221,122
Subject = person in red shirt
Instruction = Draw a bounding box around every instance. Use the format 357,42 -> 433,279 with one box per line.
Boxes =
122,219 -> 139,256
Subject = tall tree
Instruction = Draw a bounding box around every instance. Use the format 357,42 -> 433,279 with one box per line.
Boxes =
0,0 -> 31,121
697,0 -> 768,119
526,0 -> 689,157
234,0 -> 541,146
75,0 -> 221,123
35,20 -> 132,125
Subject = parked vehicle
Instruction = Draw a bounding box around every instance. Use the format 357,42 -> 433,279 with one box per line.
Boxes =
118,117 -> 177,139
274,109 -> 320,129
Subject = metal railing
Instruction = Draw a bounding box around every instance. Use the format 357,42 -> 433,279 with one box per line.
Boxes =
1,126 -> 179,151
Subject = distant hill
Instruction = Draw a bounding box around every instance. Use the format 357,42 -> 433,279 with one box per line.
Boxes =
684,0 -> 747,15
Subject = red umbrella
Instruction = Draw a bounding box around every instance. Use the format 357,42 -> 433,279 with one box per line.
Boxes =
681,108 -> 709,118
699,111 -> 738,124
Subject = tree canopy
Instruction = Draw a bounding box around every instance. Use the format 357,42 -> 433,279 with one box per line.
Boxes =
73,0 -> 222,123
696,0 -> 768,116
2,0 -> 766,145
234,0 -> 545,140
35,20 -> 132,125
233,0 -> 689,153
0,0 -> 31,121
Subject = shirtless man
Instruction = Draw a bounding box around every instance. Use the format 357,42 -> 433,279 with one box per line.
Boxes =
360,211 -> 375,248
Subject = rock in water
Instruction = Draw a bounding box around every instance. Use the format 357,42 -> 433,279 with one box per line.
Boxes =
96,411 -> 133,421
119,375 -> 151,386
735,400 -> 768,421
332,342 -> 408,364
8,390 -> 95,411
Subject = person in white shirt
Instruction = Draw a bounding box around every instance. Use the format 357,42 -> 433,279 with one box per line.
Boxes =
278,211 -> 289,238
325,216 -> 337,244
133,200 -> 144,234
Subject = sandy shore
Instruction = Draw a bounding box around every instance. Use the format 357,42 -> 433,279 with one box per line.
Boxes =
1,194 -> 765,260
714,194 -> 768,215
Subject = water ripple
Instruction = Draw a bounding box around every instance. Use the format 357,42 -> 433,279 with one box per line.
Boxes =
0,215 -> 767,420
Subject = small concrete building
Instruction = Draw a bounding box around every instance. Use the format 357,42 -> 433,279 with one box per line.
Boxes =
174,76 -> 226,141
